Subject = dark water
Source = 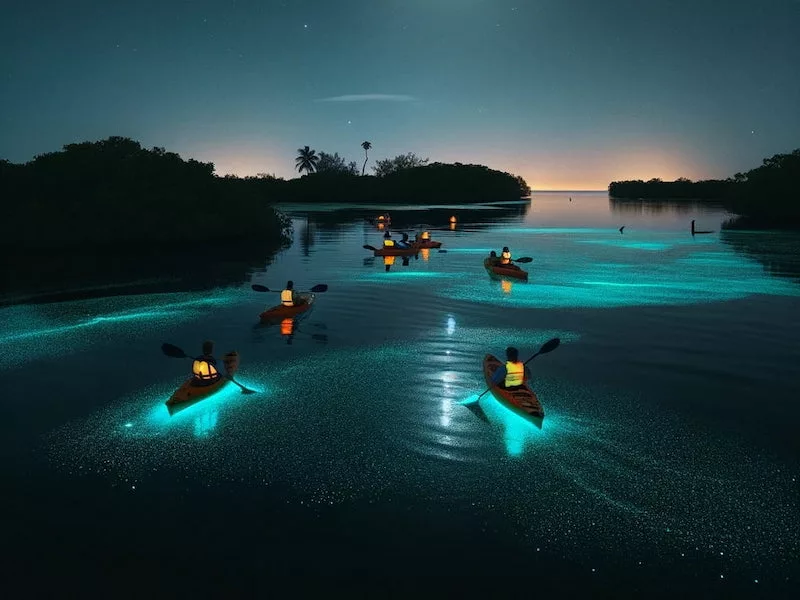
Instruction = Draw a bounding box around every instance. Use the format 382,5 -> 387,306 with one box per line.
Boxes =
3,193 -> 799,592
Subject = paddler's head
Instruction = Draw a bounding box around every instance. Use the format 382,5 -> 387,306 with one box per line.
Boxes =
203,340 -> 214,355
506,346 -> 519,362
490,250 -> 497,258
502,246 -> 509,253
286,280 -> 294,290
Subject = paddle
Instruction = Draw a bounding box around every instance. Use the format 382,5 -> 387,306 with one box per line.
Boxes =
160,343 -> 256,394
465,338 -> 561,404
513,257 -> 533,263
251,283 -> 328,293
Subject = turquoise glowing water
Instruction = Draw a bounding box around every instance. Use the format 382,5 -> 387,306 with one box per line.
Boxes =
3,193 -> 799,591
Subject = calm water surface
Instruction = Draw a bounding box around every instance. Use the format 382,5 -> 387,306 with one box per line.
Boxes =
4,193 -> 799,592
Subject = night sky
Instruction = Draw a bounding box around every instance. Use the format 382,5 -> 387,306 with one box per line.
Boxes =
2,0 -> 799,189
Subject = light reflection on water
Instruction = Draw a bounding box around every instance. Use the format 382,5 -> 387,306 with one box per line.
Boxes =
6,194 -> 800,583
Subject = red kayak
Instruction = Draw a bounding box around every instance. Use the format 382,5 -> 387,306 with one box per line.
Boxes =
373,246 -> 419,257
482,354 -> 544,427
484,257 -> 528,280
259,292 -> 315,323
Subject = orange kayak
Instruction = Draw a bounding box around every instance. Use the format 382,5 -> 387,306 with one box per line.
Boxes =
482,354 -> 544,427
484,257 -> 528,280
373,246 -> 419,257
259,292 -> 315,322
166,351 -> 239,416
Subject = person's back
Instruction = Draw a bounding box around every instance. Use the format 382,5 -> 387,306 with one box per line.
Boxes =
396,233 -> 410,248
192,340 -> 221,385
281,280 -> 296,307
491,346 -> 526,390
501,246 -> 512,265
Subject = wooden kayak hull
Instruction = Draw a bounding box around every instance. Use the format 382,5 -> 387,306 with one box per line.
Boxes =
166,351 -> 240,416
482,354 -> 544,428
259,292 -> 315,322
484,257 -> 528,281
374,246 -> 419,257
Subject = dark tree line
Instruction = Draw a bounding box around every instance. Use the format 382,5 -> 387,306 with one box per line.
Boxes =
0,137 -> 292,249
608,149 -> 800,223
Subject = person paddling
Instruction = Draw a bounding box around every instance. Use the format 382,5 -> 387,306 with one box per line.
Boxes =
500,246 -> 513,265
396,232 -> 411,248
281,280 -> 298,307
192,340 -> 222,386
490,346 -> 527,391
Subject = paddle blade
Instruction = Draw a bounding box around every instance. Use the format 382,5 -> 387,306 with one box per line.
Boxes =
539,337 -> 561,353
514,257 -> 533,263
310,284 -> 328,293
161,343 -> 189,359
363,244 -> 377,251
251,284 -> 271,292
438,249 -> 448,253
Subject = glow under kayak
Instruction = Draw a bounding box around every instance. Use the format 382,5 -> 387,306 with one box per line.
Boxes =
259,292 -> 315,322
166,351 -> 240,416
484,257 -> 528,280
482,354 -> 544,428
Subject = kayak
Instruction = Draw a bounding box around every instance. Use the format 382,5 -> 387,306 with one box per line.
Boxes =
166,351 -> 240,416
374,246 -> 419,257
482,354 -> 544,428
259,292 -> 315,322
411,240 -> 442,249
484,257 -> 528,281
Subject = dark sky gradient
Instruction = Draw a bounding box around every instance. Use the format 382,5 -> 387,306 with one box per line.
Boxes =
2,0 -> 799,189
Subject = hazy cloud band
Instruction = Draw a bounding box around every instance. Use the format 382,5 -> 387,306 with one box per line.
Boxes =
316,94 -> 418,102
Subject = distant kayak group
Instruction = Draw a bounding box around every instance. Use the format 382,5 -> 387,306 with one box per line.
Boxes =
161,214 -> 560,429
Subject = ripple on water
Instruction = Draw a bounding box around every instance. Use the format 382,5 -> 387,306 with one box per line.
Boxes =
45,326 -> 798,580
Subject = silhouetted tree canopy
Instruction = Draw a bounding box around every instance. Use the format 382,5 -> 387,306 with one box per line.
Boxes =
373,153 -> 430,177
609,149 -> 800,222
0,136 -> 292,249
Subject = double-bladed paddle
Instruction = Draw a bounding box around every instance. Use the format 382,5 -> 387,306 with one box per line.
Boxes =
160,343 -> 256,394
251,284 -> 328,293
363,244 -> 445,253
464,337 -> 561,404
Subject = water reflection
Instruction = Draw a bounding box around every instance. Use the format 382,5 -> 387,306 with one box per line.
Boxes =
720,218 -> 800,284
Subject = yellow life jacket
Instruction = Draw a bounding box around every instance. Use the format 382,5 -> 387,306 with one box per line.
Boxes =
192,359 -> 219,380
281,289 -> 294,306
383,239 -> 395,248
501,250 -> 511,264
505,361 -> 524,387
421,231 -> 430,240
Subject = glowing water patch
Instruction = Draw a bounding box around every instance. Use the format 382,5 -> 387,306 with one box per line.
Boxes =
439,237 -> 800,309
0,289 -> 249,369
576,240 -> 672,251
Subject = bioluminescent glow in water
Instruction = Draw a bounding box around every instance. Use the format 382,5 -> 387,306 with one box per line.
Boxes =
437,234 -> 800,309
0,289 -> 250,369
42,326 -> 799,580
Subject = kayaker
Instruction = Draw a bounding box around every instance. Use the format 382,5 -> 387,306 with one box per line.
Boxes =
192,340 -> 222,386
500,246 -> 512,265
281,280 -> 298,307
488,250 -> 498,262
396,233 -> 411,248
415,231 -> 431,242
491,346 -> 527,391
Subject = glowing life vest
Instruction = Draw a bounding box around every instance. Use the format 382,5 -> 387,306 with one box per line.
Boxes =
501,250 -> 511,264
504,361 -> 524,387
192,359 -> 219,380
383,239 -> 395,248
281,289 -> 294,306
421,231 -> 430,241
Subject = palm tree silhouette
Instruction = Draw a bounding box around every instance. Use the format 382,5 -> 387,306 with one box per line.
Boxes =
296,146 -> 319,174
360,141 -> 372,176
